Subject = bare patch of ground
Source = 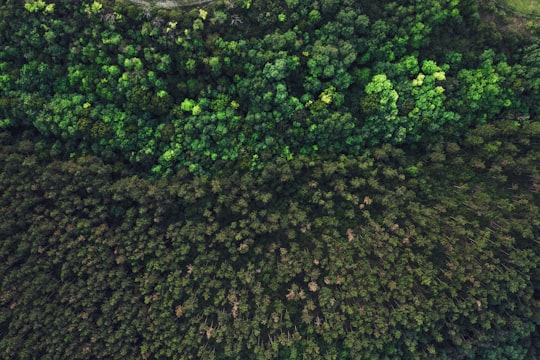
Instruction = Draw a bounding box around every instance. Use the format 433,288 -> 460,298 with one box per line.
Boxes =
128,0 -> 218,9
480,1 -> 537,36
498,0 -> 540,18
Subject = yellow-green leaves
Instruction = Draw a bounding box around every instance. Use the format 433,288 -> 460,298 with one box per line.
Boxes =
412,73 -> 425,87
84,1 -> 103,15
198,9 -> 208,20
365,74 -> 399,116
44,3 -> 54,13
433,71 -> 446,81
24,0 -> 54,13
90,1 -> 102,13
180,98 -> 196,112
319,87 -> 334,105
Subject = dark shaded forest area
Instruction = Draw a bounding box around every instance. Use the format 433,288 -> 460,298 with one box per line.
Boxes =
1,0 -> 540,358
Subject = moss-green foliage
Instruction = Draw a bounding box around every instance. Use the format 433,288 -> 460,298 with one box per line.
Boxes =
1,0 -> 540,358
1,117 -> 540,358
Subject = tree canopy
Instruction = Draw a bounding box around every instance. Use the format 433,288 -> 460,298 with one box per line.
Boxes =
1,0 -> 539,358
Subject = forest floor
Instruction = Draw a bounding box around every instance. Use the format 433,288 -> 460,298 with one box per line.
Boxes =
497,0 -> 540,18
480,1 -> 536,37
128,0 -> 218,9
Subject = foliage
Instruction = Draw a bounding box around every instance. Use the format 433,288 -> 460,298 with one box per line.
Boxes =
1,0 -> 540,358
0,0 -> 537,174
1,117 -> 539,358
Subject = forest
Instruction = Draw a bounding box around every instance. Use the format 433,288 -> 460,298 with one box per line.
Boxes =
1,0 -> 539,358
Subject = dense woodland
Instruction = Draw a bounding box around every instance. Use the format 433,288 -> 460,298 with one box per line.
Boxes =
1,0 -> 540,358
